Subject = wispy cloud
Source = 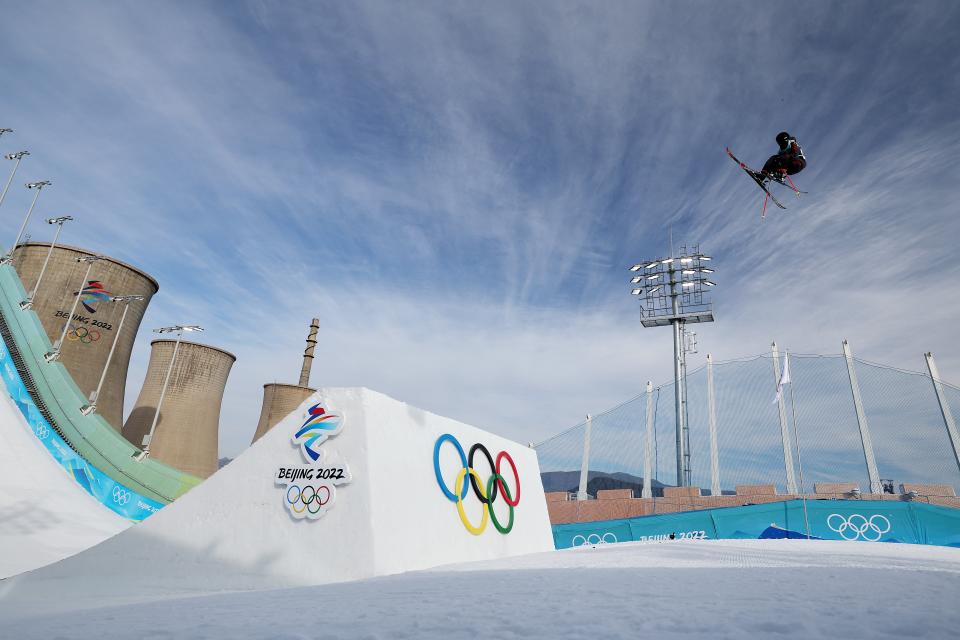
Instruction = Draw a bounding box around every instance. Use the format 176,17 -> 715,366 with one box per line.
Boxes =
0,1 -> 958,458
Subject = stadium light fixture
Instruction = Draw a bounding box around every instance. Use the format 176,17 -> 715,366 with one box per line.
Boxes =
628,244 -> 716,487
2,179 -> 51,265
631,276 -> 643,284
133,324 -> 205,461
0,150 -> 29,212
80,294 -> 146,416
629,264 -> 643,272
45,255 -> 102,362
20,215 -> 74,310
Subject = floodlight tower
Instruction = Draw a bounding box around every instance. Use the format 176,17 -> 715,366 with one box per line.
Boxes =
629,244 -> 715,486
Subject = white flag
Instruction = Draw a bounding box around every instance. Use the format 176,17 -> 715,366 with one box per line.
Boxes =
773,352 -> 791,404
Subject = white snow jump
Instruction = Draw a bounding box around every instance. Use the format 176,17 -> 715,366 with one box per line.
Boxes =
0,387 -> 553,615
0,387 -> 129,579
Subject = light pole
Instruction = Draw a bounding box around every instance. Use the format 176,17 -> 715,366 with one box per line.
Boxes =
80,295 -> 145,416
133,324 -> 204,462
2,179 -> 51,264
0,150 -> 29,212
629,245 -> 716,487
20,215 -> 73,310
45,254 -> 102,362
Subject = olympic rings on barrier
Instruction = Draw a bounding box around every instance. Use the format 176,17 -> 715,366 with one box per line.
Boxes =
66,325 -> 101,344
434,433 -> 521,535
826,513 -> 891,542
571,532 -> 618,547
286,483 -> 332,515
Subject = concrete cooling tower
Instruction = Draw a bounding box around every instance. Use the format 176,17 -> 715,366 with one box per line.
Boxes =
10,242 -> 158,431
123,339 -> 236,479
250,318 -> 319,444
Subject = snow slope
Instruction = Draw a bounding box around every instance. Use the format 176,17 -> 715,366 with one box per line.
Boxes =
0,387 -> 552,613
0,387 -> 128,579
2,539 -> 958,639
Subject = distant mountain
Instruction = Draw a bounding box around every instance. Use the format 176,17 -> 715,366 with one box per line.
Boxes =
540,470 -> 668,497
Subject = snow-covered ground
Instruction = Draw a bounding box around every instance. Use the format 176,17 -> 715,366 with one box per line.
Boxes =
0,390 -> 128,579
2,539 -> 958,639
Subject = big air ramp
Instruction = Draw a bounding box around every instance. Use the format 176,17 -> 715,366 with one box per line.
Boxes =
0,387 -> 553,615
0,384 -> 128,578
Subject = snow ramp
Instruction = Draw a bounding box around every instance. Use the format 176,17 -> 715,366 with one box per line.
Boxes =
0,387 -> 553,615
0,381 -> 128,579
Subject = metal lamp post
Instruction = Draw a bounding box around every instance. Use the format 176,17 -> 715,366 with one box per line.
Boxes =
629,244 -> 716,487
45,254 -> 102,362
133,324 -> 204,462
80,295 -> 145,416
20,215 -> 73,310
2,179 -> 51,264
0,149 -> 28,212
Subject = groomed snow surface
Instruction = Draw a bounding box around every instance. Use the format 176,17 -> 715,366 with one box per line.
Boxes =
0,390 -> 128,579
2,539 -> 958,639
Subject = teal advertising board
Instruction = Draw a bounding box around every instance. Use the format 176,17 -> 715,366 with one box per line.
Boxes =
553,500 -> 960,549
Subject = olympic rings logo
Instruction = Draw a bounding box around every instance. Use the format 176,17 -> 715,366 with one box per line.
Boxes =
433,433 -> 521,535
34,424 -> 50,439
571,532 -> 618,547
66,325 -> 101,344
827,513 -> 891,542
285,484 -> 333,517
112,486 -> 131,505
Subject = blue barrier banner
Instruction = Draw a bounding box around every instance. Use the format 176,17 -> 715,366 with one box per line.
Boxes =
553,500 -> 960,549
0,335 -> 164,522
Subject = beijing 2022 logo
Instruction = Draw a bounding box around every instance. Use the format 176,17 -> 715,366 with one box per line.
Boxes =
275,402 -> 351,521
433,433 -> 521,535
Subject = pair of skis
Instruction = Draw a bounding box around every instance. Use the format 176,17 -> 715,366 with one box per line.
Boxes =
726,147 -> 805,219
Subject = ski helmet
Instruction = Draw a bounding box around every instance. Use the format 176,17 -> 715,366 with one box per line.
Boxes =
776,131 -> 791,147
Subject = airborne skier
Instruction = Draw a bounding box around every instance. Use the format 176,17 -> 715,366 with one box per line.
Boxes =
727,132 -> 807,217
759,131 -> 806,183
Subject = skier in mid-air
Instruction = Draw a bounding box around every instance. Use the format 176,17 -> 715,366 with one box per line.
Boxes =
726,131 -> 807,215
759,131 -> 806,183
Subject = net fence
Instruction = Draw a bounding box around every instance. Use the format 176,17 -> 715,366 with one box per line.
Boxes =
534,352 -> 960,506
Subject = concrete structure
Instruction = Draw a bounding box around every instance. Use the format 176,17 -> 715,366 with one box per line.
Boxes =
250,318 -> 319,444
10,242 -> 158,431
123,340 -> 235,479
251,383 -> 315,444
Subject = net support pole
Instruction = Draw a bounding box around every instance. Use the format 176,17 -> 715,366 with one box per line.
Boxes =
707,354 -> 721,497
577,414 -> 592,501
925,352 -> 960,475
842,339 -> 882,494
772,342 -> 798,494
643,382 -> 654,498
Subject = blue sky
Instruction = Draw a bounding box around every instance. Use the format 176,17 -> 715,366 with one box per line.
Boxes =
1,1 -> 958,458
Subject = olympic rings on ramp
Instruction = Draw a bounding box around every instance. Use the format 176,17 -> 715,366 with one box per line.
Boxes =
434,433 -> 521,535
826,513 -> 891,542
286,483 -> 332,516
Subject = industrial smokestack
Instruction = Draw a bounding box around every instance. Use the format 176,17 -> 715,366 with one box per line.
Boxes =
250,319 -> 319,445
123,339 -> 236,479
299,318 -> 319,387
11,242 -> 158,431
